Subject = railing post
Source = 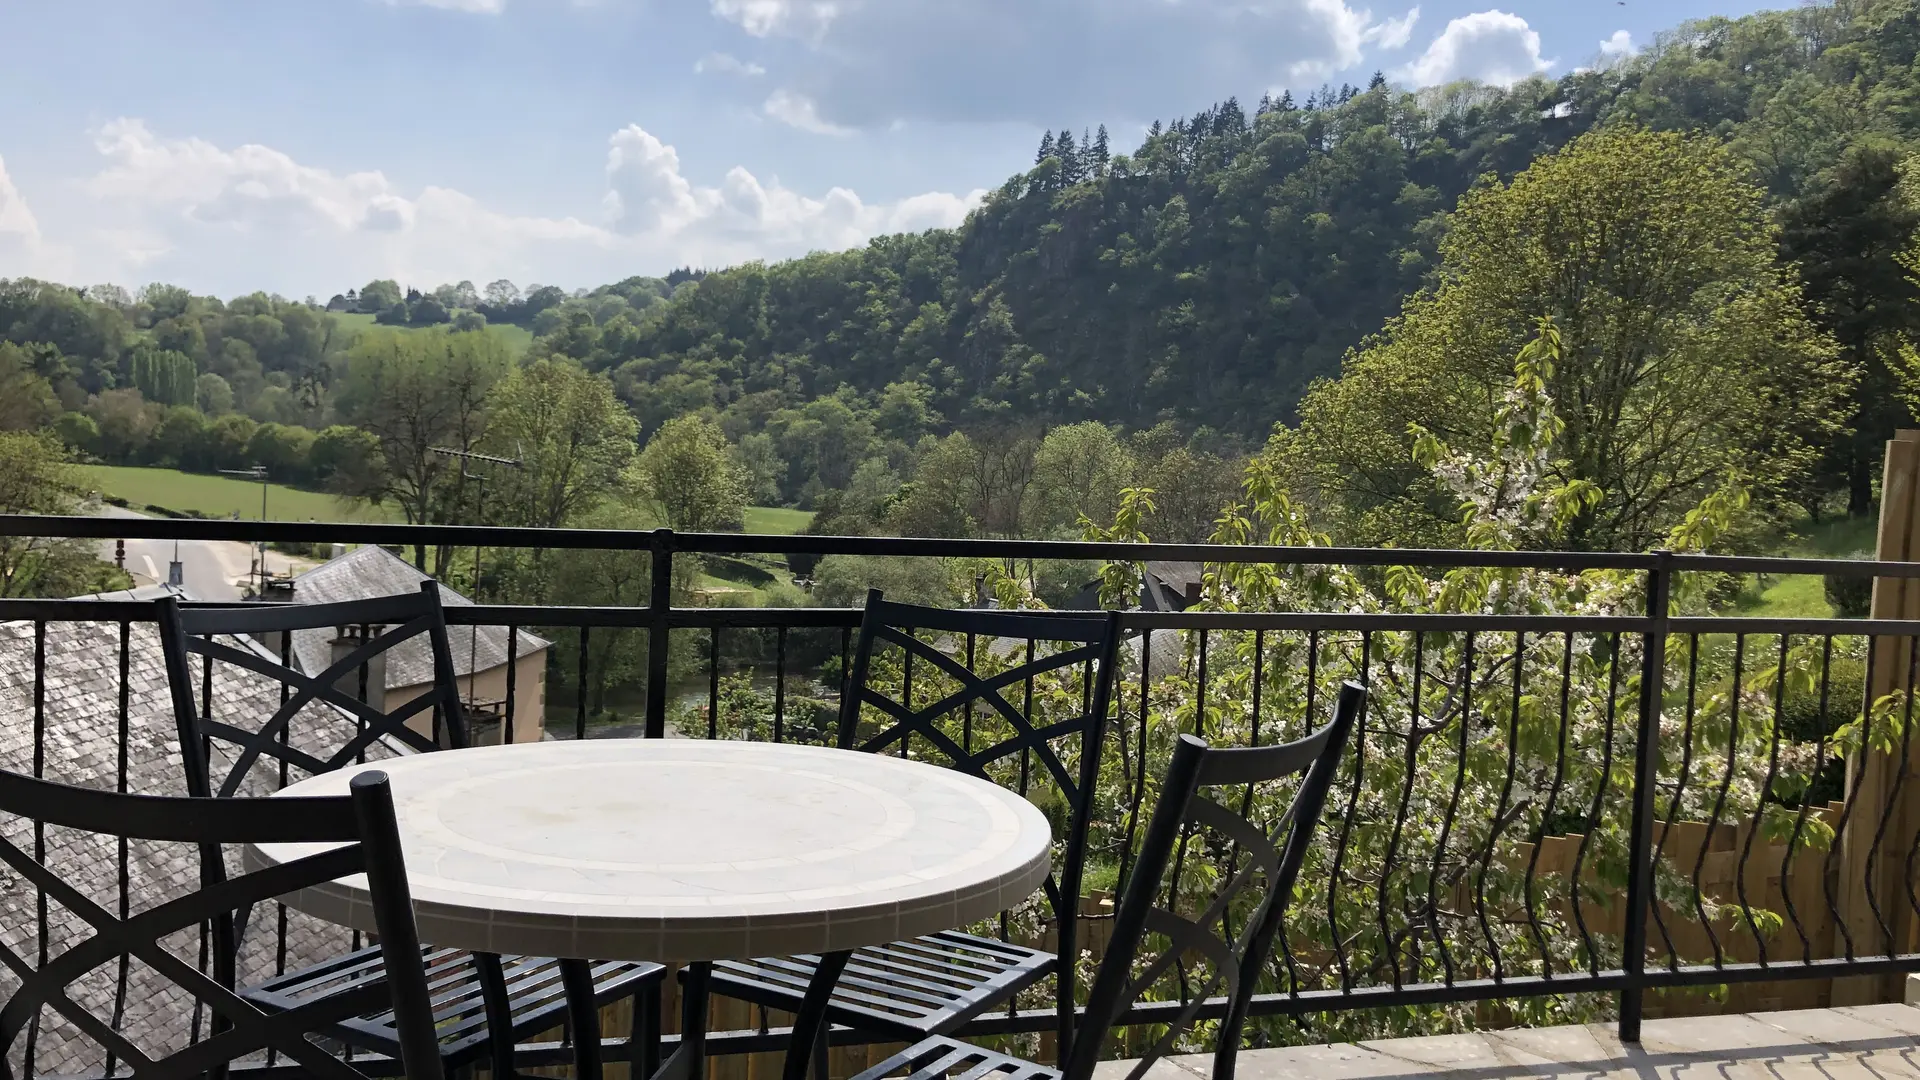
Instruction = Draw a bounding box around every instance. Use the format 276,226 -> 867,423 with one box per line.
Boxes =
1619,549 -> 1671,1043
644,529 -> 675,740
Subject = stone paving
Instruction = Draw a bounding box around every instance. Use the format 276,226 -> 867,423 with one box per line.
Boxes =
1100,1003 -> 1920,1079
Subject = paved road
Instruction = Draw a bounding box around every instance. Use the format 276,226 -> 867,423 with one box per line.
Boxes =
95,506 -> 309,601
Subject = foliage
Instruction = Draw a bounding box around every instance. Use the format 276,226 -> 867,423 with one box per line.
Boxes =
1824,574 -> 1874,618
0,343 -> 58,432
333,329 -> 510,530
810,554 -> 964,608
629,414 -> 748,533
0,432 -> 126,597
1029,422 -> 1136,536
127,346 -> 197,407
482,359 -> 638,531
1281,126 -> 1848,551
1062,326 -> 1838,1043
531,503 -> 659,716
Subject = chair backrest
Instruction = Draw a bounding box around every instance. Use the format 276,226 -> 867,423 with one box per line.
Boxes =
157,582 -> 468,800
1062,681 -> 1366,1080
839,590 -> 1123,1036
0,767 -> 446,1080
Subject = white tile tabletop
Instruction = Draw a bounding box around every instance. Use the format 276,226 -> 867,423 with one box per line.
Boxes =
246,739 -> 1054,963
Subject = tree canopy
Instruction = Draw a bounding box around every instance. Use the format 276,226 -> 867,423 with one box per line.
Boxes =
1281,126 -> 1851,549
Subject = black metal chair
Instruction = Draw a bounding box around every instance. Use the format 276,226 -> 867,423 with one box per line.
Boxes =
850,680 -> 1365,1080
155,583 -> 664,1080
704,590 -> 1125,1067
0,764 -> 448,1080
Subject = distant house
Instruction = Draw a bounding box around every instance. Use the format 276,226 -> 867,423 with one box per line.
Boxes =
1061,560 -> 1206,612
0,584 -> 389,1074
1059,561 -> 1207,689
260,546 -> 551,744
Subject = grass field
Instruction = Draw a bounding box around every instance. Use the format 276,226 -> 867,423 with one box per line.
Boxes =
742,506 -> 814,535
332,312 -> 534,357
1734,514 -> 1878,618
85,466 -> 396,522
87,466 -> 812,539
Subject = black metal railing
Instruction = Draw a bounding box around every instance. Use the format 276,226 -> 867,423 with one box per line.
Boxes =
6,515 -> 1920,1077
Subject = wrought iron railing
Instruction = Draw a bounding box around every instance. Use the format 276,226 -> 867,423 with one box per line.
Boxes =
5,515 -> 1920,1077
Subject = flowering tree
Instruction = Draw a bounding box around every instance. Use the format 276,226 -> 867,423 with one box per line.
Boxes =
1070,321 -> 1846,1046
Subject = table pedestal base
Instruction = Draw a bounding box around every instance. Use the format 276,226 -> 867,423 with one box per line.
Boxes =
640,953 -> 851,1080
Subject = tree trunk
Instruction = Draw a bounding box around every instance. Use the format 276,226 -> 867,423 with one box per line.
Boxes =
1849,448 -> 1876,517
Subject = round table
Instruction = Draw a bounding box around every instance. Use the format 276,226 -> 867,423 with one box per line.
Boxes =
249,740 -> 1054,1080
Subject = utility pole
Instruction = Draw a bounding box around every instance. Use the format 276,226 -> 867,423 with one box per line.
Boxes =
220,465 -> 270,596
429,447 -> 522,720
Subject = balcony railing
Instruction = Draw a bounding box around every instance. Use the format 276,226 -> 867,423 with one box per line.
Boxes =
5,514 -> 1920,1077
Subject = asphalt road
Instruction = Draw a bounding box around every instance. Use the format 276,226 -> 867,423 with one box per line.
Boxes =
95,506 -> 308,601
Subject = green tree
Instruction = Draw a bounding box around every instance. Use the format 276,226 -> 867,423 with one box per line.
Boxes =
334,329 -> 508,531
1028,421 -> 1134,536
0,432 -> 124,597
311,425 -> 384,493
1779,143 -> 1920,516
129,346 -> 197,406
483,359 -> 638,530
0,342 -> 58,431
201,413 -> 258,472
730,432 -> 782,507
86,389 -> 157,464
247,423 -> 317,485
358,279 -> 403,312
885,433 -> 980,538
195,371 -> 234,415
149,406 -> 208,470
1283,126 -> 1851,550
410,296 -> 451,326
630,414 -> 747,533
52,412 -> 98,454
541,503 -> 658,717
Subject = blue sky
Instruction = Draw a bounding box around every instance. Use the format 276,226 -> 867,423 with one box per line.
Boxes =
0,0 -> 1777,299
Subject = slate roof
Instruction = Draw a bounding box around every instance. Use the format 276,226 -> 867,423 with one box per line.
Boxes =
0,592 -> 401,1076
1060,561 -> 1205,613
283,546 -> 548,690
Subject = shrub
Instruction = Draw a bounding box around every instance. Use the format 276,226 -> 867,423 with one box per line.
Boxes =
1824,574 -> 1872,618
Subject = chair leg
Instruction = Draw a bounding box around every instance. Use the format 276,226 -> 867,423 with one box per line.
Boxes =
475,952 -> 520,1079
811,1021 -> 829,1080
559,959 -> 604,1080
783,951 -> 851,1080
633,982 -> 662,1080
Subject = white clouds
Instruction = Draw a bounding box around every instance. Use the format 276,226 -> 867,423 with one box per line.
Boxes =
601,123 -> 974,250
86,119 -> 418,235
1399,10 -> 1551,88
0,156 -> 42,250
603,126 -> 702,232
0,120 -> 980,295
0,154 -> 62,280
764,90 -> 854,136
1361,6 -> 1419,51
707,0 -> 1420,128
710,0 -> 840,42
695,52 -> 767,77
1599,29 -> 1635,58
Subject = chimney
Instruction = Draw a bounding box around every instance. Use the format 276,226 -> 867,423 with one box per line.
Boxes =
331,624 -> 387,713
1182,581 -> 1202,608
